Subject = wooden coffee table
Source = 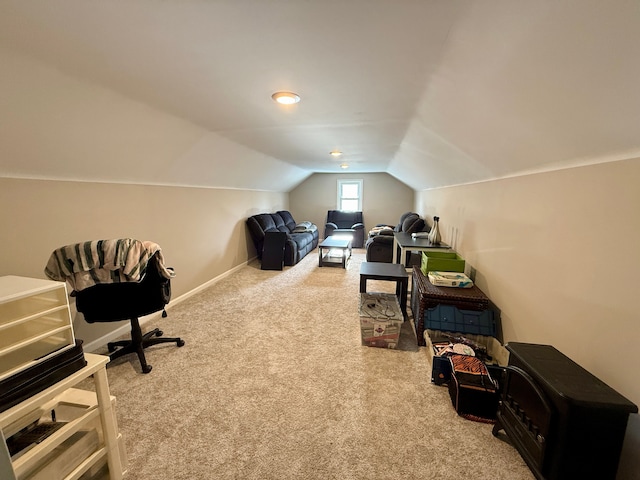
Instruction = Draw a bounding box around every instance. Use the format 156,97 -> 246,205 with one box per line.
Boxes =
318,236 -> 352,268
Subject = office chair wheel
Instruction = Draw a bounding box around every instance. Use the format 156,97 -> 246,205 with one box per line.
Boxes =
177,339 -> 186,347
142,364 -> 153,374
155,330 -> 164,336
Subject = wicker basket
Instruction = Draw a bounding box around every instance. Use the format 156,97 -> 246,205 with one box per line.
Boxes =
410,267 -> 490,346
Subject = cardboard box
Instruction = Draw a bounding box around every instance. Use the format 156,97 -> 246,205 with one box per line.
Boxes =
420,251 -> 465,275
359,293 -> 403,349
424,329 -> 509,385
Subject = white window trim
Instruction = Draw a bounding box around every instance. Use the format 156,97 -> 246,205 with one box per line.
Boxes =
337,179 -> 363,211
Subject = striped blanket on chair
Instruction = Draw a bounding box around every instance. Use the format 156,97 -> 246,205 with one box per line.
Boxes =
45,238 -> 174,292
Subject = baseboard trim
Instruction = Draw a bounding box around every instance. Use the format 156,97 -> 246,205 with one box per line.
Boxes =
82,259 -> 253,353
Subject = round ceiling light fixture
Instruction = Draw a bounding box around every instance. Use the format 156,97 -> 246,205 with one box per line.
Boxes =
329,150 -> 343,157
340,163 -> 349,169
272,91 -> 300,105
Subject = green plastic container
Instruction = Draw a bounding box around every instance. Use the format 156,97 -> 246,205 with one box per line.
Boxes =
420,251 -> 465,274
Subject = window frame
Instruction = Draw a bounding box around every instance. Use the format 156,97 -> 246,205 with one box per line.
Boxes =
337,179 -> 363,211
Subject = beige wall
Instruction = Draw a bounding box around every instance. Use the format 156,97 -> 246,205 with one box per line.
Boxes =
416,158 -> 640,477
289,172 -> 415,238
3,166 -> 638,476
0,177 -> 286,346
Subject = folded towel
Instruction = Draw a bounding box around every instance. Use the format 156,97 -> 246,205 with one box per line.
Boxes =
292,222 -> 317,233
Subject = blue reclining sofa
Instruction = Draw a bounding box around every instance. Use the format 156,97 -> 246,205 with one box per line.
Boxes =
246,210 -> 319,266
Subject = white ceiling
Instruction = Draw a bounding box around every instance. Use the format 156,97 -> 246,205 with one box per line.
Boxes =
1,1 -> 640,191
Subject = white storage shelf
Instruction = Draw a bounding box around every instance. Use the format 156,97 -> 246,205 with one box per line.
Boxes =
0,354 -> 125,480
0,276 -> 75,381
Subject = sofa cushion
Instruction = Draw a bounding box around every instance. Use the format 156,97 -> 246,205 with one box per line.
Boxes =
402,214 -> 422,233
290,231 -> 314,249
326,210 -> 363,229
396,212 -> 415,231
276,210 -> 298,232
247,214 -> 277,240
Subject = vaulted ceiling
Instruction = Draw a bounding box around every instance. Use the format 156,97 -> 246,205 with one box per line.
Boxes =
1,1 -> 640,191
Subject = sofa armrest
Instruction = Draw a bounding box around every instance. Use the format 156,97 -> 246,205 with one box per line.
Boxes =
351,222 -> 365,229
370,234 -> 394,245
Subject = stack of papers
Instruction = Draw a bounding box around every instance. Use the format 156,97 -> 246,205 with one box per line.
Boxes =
427,271 -> 474,288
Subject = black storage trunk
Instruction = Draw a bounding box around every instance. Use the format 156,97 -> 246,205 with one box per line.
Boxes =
447,354 -> 499,422
75,253 -> 171,322
0,340 -> 86,413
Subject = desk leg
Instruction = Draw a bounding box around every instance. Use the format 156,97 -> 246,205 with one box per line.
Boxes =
397,278 -> 408,319
392,237 -> 399,263
94,367 -> 124,480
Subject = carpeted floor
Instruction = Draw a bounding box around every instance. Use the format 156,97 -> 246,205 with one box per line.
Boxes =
90,249 -> 534,480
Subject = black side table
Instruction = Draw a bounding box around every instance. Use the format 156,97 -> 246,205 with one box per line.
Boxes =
359,262 -> 408,319
261,232 -> 287,270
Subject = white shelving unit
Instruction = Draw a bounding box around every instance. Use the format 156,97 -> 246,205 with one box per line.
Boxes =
0,354 -> 125,480
0,276 -> 76,381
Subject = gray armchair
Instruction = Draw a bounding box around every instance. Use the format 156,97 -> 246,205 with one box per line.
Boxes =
365,212 -> 427,265
324,210 -> 365,248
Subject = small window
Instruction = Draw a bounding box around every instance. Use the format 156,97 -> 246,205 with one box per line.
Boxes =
337,179 -> 363,211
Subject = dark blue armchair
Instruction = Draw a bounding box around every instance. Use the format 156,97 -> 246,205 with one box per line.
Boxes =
324,210 -> 365,248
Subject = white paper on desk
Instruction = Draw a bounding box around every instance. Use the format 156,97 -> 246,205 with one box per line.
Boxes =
428,271 -> 474,288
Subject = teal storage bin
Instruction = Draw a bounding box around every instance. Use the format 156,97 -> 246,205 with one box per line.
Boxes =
420,251 -> 465,274
425,304 -> 496,337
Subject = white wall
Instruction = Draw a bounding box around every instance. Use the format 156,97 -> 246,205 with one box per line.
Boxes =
0,177 -> 286,345
0,45 -> 310,191
289,172 -> 415,238
416,158 -> 640,479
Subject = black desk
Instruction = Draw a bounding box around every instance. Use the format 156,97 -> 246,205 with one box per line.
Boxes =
359,262 -> 408,319
392,232 -> 450,265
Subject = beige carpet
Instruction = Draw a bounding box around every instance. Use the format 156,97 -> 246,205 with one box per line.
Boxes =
91,250 -> 534,480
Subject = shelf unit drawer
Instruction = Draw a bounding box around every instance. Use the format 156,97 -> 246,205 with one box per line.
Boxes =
0,289 -> 68,328
0,277 -> 75,382
1,308 -> 73,349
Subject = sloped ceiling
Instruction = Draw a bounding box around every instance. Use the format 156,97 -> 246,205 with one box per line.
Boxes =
1,1 -> 639,191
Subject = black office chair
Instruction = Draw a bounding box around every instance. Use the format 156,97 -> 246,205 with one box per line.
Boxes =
45,240 -> 184,373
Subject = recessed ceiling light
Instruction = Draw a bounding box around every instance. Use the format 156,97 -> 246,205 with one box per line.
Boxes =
330,150 -> 343,157
272,91 -> 300,105
340,163 -> 349,169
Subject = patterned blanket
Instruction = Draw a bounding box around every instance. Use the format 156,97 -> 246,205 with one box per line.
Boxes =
45,239 -> 174,291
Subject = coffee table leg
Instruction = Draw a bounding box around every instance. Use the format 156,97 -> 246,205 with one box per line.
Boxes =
318,247 -> 323,267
